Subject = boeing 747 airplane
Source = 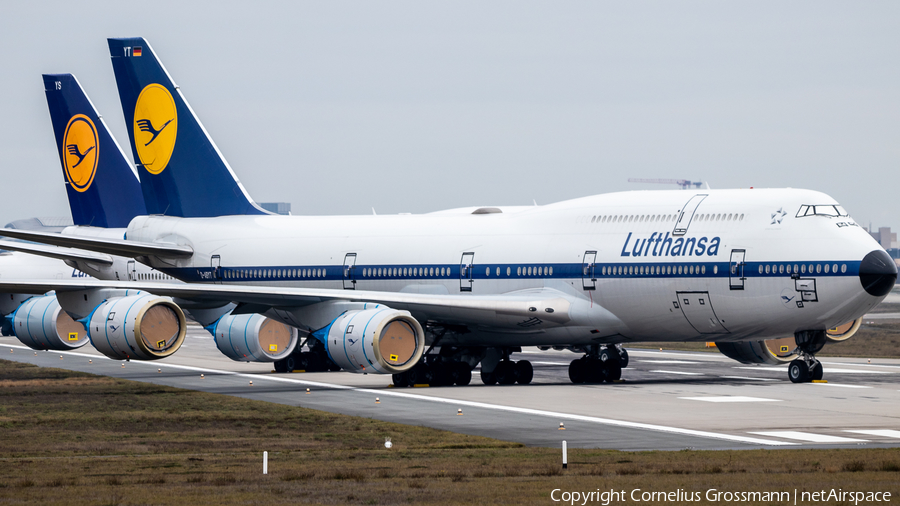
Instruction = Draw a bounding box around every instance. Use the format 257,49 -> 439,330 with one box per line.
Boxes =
0,38 -> 893,386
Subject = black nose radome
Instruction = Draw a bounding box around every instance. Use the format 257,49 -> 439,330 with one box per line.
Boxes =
859,250 -> 897,297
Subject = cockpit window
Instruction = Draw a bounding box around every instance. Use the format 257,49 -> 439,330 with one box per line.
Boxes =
796,205 -> 849,218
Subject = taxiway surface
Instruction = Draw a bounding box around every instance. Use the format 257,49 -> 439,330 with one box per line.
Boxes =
2,329 -> 898,451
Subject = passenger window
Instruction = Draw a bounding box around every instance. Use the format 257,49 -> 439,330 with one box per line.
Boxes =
779,265 -> 784,274
507,267 -> 511,276
517,267 -> 522,276
832,264 -> 838,273
824,264 -> 830,273
765,265 -> 770,274
816,264 -> 821,274
549,266 -> 553,275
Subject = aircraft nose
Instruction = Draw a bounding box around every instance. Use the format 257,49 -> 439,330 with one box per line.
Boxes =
859,250 -> 897,297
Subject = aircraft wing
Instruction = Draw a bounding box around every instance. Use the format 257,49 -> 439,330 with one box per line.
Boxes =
0,279 -> 581,329
0,239 -> 114,265
0,228 -> 192,258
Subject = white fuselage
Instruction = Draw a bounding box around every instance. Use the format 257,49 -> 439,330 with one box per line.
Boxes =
111,188 -> 889,347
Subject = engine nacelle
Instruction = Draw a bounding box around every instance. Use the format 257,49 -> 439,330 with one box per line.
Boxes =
11,295 -> 89,351
826,318 -> 862,343
86,294 -> 186,360
210,312 -> 298,362
321,308 -> 424,374
715,337 -> 797,365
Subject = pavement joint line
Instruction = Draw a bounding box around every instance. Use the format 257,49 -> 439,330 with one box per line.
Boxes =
7,344 -> 797,447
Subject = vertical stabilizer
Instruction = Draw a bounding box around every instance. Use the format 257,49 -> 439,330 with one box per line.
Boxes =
43,74 -> 146,228
107,38 -> 267,217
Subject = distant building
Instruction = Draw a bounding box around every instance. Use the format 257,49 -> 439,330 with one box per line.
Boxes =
259,202 -> 291,215
866,226 -> 897,250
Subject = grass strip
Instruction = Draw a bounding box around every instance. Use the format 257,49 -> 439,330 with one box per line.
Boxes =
0,359 -> 897,505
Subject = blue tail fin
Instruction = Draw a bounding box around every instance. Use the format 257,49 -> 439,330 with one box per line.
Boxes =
107,38 -> 267,217
43,74 -> 147,228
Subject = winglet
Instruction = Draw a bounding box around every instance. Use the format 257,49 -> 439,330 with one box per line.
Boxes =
43,74 -> 146,228
107,38 -> 268,217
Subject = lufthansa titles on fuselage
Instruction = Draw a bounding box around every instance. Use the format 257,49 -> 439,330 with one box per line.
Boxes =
620,232 -> 721,257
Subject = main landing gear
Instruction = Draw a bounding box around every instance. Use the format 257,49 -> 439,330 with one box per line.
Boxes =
392,359 -> 473,387
788,330 -> 826,383
480,359 -> 533,385
568,345 -> 628,384
274,339 -> 340,373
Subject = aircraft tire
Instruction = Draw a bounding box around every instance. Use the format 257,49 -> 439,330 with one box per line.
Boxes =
409,364 -> 432,385
431,363 -> 453,386
480,369 -> 497,385
274,359 -> 288,373
617,348 -> 629,368
454,363 -> 472,386
392,371 -> 410,388
496,360 -> 517,385
568,359 -> 586,384
282,354 -> 298,373
586,359 -> 608,383
605,361 -> 622,382
789,360 -> 810,383
810,362 -> 824,381
515,360 -> 533,385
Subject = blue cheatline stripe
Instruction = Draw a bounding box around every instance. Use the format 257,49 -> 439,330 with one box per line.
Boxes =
161,260 -> 863,284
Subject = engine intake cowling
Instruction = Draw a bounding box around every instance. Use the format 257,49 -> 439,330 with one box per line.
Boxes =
826,318 -> 862,343
210,312 -> 298,362
87,294 -> 186,360
11,295 -> 89,351
321,308 -> 424,374
715,337 -> 797,365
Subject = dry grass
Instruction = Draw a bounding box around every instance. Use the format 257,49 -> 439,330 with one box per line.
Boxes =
0,360 -> 898,505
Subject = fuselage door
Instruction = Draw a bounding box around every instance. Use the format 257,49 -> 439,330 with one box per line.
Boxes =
729,249 -> 746,290
343,253 -> 357,290
460,252 -> 474,292
582,250 -> 597,290
676,291 -> 729,334
127,260 -> 136,281
673,194 -> 708,236
211,255 -> 222,284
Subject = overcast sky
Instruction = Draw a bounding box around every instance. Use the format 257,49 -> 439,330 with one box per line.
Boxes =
1,1 -> 898,232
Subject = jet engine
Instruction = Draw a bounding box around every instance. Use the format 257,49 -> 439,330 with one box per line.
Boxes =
11,295 -> 89,351
85,294 -> 186,360
715,337 -> 797,365
826,318 -> 862,342
320,308 -> 424,374
210,312 -> 298,362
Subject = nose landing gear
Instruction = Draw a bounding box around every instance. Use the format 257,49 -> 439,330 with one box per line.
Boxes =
788,330 -> 826,383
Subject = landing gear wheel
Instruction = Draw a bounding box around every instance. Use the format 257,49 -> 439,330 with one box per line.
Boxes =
616,347 -> 629,368
495,360 -> 517,385
409,363 -> 432,385
431,363 -> 452,386
282,354 -> 298,373
605,361 -> 622,382
810,361 -> 824,381
586,359 -> 608,384
568,359 -> 586,384
789,359 -> 810,383
274,359 -> 288,373
515,360 -> 533,385
392,371 -> 410,388
480,369 -> 497,385
453,363 -> 472,386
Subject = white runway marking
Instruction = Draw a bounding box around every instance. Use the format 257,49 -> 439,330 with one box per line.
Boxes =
822,361 -> 900,370
844,430 -> 900,439
530,361 -> 568,366
749,431 -> 868,443
808,383 -> 872,389
639,360 -> 700,364
679,396 -> 781,403
650,370 -> 704,376
735,366 -> 888,374
6,344 -> 796,447
719,376 -> 779,382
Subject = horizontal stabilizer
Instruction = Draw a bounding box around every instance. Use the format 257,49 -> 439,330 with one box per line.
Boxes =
0,228 -> 192,259
0,239 -> 113,265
